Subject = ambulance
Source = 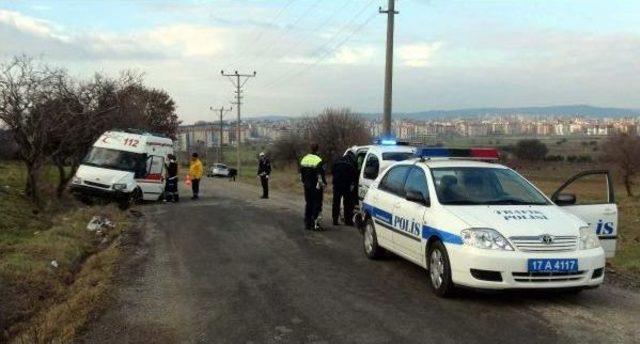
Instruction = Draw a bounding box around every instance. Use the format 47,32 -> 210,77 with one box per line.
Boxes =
70,130 -> 174,208
360,148 -> 616,297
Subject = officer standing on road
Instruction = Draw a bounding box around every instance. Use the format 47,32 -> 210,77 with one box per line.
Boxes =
300,143 -> 327,230
257,152 -> 271,199
189,153 -> 203,200
164,154 -> 179,202
331,151 -> 357,226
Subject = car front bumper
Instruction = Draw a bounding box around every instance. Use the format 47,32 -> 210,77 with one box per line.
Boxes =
70,184 -> 130,201
447,244 -> 605,290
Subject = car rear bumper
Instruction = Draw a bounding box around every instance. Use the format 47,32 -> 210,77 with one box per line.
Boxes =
447,244 -> 605,289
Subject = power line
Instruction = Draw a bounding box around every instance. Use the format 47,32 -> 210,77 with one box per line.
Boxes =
231,0 -> 323,69
209,105 -> 233,162
253,0 -> 355,72
220,70 -> 257,176
259,0 -> 377,87
222,0 -> 296,71
261,10 -> 378,89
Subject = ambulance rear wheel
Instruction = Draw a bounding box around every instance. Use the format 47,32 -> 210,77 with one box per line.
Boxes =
363,218 -> 384,259
428,240 -> 456,297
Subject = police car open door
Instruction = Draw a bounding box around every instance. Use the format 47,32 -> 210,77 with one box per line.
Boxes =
551,170 -> 617,258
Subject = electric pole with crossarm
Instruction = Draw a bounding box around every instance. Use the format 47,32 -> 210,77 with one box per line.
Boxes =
380,0 -> 398,137
210,105 -> 232,163
220,70 -> 256,177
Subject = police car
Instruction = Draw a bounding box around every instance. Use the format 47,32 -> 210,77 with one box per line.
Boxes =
345,140 -> 416,203
361,148 -> 616,297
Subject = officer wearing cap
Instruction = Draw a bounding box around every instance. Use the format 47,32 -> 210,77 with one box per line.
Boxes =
300,143 -> 327,230
257,152 -> 271,199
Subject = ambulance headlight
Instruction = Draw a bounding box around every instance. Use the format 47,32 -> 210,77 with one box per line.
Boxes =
113,183 -> 127,191
579,226 -> 600,250
461,228 -> 514,251
72,176 -> 82,184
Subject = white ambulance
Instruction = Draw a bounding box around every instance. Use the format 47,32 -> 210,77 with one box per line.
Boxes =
70,130 -> 174,208
361,148 -> 616,297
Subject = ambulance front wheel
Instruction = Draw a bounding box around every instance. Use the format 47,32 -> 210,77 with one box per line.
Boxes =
119,188 -> 141,210
363,218 -> 384,259
427,240 -> 456,297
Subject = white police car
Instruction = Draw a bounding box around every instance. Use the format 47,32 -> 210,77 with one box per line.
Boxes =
361,148 -> 616,297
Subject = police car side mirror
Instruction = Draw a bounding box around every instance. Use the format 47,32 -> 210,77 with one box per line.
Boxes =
406,190 -> 429,206
554,193 -> 576,206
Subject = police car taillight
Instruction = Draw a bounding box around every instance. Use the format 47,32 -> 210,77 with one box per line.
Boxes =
417,148 -> 500,160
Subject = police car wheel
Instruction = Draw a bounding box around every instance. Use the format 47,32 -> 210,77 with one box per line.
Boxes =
428,241 -> 455,297
364,218 -> 384,259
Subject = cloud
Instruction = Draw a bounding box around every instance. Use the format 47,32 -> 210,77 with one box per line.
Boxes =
398,42 -> 442,67
0,10 -> 233,61
0,9 -> 66,40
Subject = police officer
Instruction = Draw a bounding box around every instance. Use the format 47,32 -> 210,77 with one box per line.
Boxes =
331,151 -> 357,226
257,152 -> 271,199
164,154 -> 179,202
300,143 -> 327,230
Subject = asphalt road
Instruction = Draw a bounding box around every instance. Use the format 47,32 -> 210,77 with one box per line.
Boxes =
82,178 -> 640,344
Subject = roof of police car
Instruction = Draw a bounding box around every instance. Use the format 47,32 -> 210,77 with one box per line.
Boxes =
402,157 -> 509,169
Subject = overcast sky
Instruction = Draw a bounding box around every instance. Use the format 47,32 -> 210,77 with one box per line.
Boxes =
1,0 -> 639,123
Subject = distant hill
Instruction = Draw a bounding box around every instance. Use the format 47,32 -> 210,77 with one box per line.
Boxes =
369,105 -> 640,120
243,105 -> 640,122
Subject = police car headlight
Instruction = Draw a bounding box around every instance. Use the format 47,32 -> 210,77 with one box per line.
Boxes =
113,183 -> 127,191
579,226 -> 600,250
461,228 -> 514,251
72,176 -> 82,184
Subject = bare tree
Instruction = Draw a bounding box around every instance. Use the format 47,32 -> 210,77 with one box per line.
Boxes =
601,134 -> 640,196
272,130 -> 308,167
308,108 -> 371,167
0,56 -> 67,204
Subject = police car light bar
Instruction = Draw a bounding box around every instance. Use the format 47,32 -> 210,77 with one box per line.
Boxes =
417,148 -> 500,160
373,137 -> 411,146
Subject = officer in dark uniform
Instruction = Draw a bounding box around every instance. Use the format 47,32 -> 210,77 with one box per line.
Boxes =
257,152 -> 271,199
300,143 -> 327,230
331,151 -> 357,226
164,154 -> 179,202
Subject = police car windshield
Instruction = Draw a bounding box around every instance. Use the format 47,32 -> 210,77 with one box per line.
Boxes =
382,152 -> 414,161
431,167 -> 549,206
83,147 -> 146,173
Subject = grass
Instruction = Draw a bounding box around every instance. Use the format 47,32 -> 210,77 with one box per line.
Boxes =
0,161 -> 134,342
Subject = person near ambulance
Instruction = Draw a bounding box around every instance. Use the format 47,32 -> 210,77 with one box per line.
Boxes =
332,151 -> 358,226
164,154 -> 179,202
189,153 -> 203,200
300,143 -> 327,230
257,152 -> 271,199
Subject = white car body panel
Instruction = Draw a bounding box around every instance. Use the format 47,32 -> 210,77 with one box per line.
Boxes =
362,158 -> 611,291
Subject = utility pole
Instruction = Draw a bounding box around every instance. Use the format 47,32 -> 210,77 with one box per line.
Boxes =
380,0 -> 398,137
220,70 -> 257,177
210,106 -> 232,163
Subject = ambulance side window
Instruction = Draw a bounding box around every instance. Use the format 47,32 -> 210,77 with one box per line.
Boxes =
147,156 -> 164,177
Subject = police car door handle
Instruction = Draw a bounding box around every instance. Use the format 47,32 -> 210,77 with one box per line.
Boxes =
603,209 -> 616,215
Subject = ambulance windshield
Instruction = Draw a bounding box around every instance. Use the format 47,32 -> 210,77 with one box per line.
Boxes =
431,167 -> 549,206
83,147 -> 146,175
